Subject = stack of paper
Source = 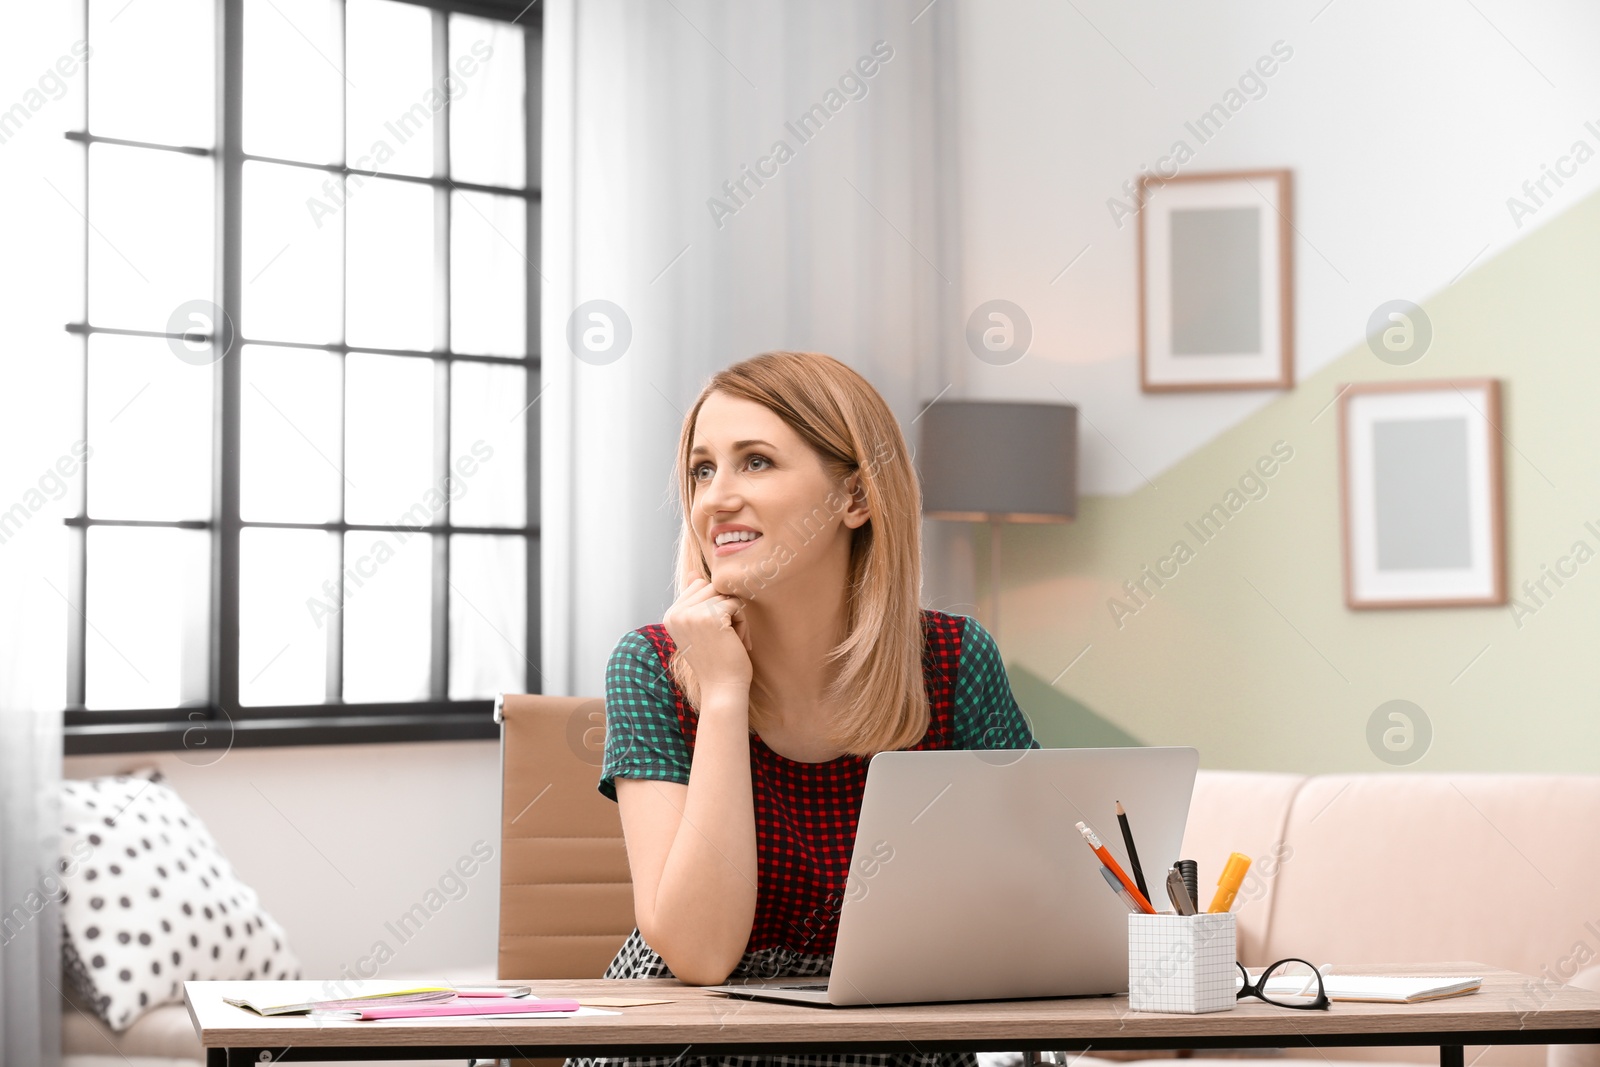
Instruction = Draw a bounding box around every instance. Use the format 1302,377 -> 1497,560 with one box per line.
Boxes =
339,997 -> 580,1020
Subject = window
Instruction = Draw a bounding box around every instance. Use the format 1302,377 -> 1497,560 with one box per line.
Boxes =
63,0 -> 542,755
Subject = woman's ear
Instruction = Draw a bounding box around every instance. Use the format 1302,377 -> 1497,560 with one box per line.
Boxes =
841,472 -> 870,530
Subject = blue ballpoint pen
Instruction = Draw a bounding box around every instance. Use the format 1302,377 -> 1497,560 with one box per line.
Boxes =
1099,865 -> 1144,913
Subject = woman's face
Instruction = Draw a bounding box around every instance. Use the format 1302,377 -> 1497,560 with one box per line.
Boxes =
687,391 -> 868,600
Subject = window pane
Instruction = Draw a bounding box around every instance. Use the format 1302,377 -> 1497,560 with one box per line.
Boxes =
240,528 -> 338,707
244,0 -> 343,163
448,15 -> 525,188
343,530 -> 431,702
241,346 -> 343,523
449,533 -> 526,700
63,145 -> 86,322
243,161 -> 344,345
87,144 -> 213,333
450,191 -> 525,357
346,177 -> 434,350
450,361 -> 526,528
345,0 -> 435,179
88,0 -> 213,147
86,334 -> 212,522
61,333 -> 89,519
85,526 -> 208,710
344,352 -> 435,524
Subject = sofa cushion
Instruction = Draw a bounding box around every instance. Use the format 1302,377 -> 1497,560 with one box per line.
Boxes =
1262,773 -> 1600,1067
62,999 -> 201,1062
1180,770 -> 1306,966
60,772 -> 301,1031
1264,774 -> 1600,974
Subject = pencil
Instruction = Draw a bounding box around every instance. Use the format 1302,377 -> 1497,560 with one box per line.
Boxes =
1115,801 -> 1150,903
1075,821 -> 1156,914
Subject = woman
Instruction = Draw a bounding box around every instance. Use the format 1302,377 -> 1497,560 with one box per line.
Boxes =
571,351 -> 1038,1067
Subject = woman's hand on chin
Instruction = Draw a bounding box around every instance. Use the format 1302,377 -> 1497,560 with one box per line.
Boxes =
664,577 -> 754,691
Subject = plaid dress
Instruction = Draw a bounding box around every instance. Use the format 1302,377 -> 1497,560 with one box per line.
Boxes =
566,609 -> 1039,1067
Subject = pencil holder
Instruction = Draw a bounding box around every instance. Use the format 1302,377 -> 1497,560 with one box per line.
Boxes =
1127,912 -> 1237,1014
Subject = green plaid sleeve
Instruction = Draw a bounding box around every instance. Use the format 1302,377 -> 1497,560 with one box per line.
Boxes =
598,630 -> 693,802
953,615 -> 1041,751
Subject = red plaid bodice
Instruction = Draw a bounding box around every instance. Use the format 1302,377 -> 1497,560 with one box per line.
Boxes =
635,609 -> 964,956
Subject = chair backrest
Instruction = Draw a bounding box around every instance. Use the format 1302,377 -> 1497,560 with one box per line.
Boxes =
496,693 -> 634,980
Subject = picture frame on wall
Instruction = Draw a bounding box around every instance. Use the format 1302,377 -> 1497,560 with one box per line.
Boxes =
1338,378 -> 1506,610
1137,169 -> 1294,392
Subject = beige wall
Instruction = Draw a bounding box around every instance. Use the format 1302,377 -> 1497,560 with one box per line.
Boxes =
949,0 -> 1600,497
1002,187 -> 1600,774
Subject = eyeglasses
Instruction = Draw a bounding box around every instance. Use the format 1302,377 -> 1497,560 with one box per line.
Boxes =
1236,959 -> 1330,1010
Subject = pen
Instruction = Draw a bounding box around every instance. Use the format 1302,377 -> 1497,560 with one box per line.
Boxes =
1207,852 -> 1252,913
1076,820 -> 1156,914
1176,859 -> 1199,912
1099,866 -> 1143,912
1166,867 -> 1196,915
1114,801 -> 1150,903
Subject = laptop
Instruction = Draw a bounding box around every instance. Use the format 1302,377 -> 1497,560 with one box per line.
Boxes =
707,745 -> 1199,1007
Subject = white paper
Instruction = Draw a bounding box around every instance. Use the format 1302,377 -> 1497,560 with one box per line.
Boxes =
373,1006 -> 623,1023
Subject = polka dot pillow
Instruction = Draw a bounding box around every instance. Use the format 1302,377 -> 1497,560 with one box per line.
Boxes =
59,771 -> 301,1031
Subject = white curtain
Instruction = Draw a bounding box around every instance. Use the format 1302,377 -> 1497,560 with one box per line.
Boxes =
540,0 -> 970,697
0,554 -> 64,1066
1,8 -> 75,1059
0,376 -> 68,1065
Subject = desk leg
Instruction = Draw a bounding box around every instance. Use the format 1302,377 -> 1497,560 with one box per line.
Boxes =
1441,1046 -> 1464,1067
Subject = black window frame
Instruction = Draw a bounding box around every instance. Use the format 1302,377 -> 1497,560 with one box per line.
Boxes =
63,0 -> 543,756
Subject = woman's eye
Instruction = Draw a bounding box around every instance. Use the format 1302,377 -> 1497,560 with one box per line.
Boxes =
691,454 -> 769,481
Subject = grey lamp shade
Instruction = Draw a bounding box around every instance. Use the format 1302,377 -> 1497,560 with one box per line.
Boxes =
917,400 -> 1078,522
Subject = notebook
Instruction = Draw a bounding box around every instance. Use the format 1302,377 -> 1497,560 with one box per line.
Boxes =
1258,973 -> 1483,1003
224,982 -> 454,1016
1325,975 -> 1483,1003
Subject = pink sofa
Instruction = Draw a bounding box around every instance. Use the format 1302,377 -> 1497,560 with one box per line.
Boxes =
1178,770 -> 1600,1067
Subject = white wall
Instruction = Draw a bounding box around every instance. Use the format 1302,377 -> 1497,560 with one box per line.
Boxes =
951,0 -> 1600,494
63,741 -> 503,982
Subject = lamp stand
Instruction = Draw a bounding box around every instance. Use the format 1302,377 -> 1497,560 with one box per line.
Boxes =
988,519 -> 1003,648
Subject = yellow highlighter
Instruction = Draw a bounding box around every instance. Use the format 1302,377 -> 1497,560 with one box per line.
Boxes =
1207,852 -> 1252,913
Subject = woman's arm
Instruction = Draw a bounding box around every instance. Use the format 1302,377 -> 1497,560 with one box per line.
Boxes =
614,581 -> 760,985
615,686 -> 757,984
956,615 -> 1042,751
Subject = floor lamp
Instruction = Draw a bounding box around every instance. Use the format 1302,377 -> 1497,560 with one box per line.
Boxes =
917,400 -> 1078,647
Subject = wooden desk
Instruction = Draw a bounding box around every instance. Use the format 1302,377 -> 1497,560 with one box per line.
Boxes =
185,965 -> 1600,1067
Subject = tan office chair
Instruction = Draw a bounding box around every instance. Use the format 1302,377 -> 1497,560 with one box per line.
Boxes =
495,692 -> 636,980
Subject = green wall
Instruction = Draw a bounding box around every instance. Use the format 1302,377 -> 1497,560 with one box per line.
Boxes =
1001,190 -> 1600,773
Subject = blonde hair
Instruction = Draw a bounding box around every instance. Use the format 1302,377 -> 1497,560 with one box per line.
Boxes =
669,351 -> 927,756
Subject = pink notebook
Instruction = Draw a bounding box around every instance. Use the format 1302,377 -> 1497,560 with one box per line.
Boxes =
358,997 -> 582,1020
